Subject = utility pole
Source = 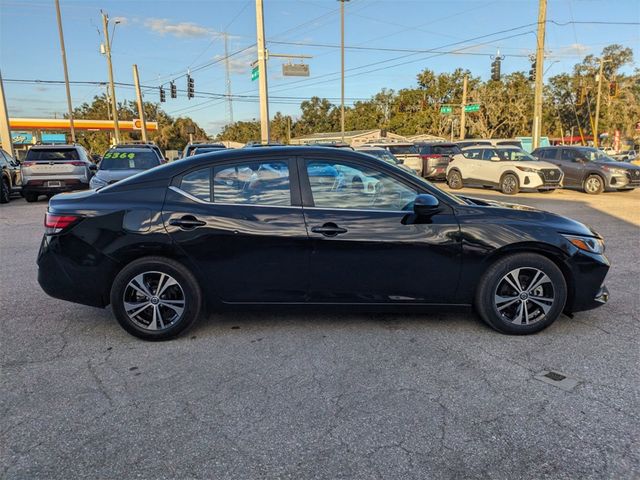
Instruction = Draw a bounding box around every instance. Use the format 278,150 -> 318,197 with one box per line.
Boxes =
287,116 -> 291,144
54,0 -> 75,143
132,64 -> 148,142
459,74 -> 468,140
102,11 -> 120,144
531,0 -> 547,150
0,70 -> 15,158
339,0 -> 349,142
223,32 -> 234,124
593,57 -> 605,148
255,0 -> 270,143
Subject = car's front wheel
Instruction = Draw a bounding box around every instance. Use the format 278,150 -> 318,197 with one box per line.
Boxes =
475,253 -> 567,335
584,174 -> 604,194
110,257 -> 202,340
500,173 -> 519,195
447,170 -> 463,189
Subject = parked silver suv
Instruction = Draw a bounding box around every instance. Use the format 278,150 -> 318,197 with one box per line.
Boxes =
21,144 -> 95,202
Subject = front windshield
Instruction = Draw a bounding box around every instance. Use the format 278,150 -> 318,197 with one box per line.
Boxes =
497,148 -> 537,161
578,148 -> 617,162
100,151 -> 159,170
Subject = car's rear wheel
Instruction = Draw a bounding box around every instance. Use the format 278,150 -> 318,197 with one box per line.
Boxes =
24,193 -> 39,203
475,253 -> 567,335
110,257 -> 202,341
584,174 -> 604,194
500,173 -> 519,195
0,178 -> 10,203
447,170 -> 463,189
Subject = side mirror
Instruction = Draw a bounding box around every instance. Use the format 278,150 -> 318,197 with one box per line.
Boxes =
573,157 -> 584,163
490,156 -> 501,162
89,164 -> 98,171
413,194 -> 440,216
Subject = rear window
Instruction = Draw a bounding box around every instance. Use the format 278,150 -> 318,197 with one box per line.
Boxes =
100,151 -> 160,170
387,145 -> 418,155
431,145 -> 461,155
25,148 -> 79,161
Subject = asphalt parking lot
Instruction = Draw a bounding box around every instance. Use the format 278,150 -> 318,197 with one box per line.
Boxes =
1,187 -> 639,480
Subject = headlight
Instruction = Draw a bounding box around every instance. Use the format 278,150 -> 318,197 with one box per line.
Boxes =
516,166 -> 537,173
603,166 -> 627,175
562,234 -> 605,254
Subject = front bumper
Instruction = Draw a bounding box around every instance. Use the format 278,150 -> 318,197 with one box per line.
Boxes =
565,251 -> 611,313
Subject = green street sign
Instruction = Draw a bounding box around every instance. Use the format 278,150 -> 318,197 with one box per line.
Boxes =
464,103 -> 480,113
440,106 -> 453,114
251,66 -> 259,81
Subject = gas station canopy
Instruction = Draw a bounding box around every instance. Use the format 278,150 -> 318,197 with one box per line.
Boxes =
9,118 -> 158,131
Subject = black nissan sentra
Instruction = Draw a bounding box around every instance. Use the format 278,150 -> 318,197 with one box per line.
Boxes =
38,147 -> 610,340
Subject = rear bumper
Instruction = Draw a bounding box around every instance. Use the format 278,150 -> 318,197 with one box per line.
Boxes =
23,182 -> 88,196
37,233 -> 117,308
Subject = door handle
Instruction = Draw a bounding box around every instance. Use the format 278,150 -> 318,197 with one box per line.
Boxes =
311,223 -> 348,237
169,215 -> 206,230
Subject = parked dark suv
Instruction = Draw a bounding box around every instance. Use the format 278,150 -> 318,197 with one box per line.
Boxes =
415,142 -> 461,180
1,148 -> 22,203
531,146 -> 640,194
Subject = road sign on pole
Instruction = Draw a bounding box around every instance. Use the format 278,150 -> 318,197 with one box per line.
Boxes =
464,104 -> 480,113
440,106 -> 453,114
251,66 -> 259,81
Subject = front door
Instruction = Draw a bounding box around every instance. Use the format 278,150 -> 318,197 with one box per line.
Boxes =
558,148 -> 584,186
300,156 -> 461,304
163,157 -> 309,303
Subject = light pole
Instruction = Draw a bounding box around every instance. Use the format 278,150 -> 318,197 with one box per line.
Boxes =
531,0 -> 547,150
339,0 -> 350,142
593,57 -> 610,148
54,0 -> 75,143
255,0 -> 270,144
101,12 -> 121,144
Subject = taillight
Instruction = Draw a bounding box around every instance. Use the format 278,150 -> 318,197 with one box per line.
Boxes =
44,213 -> 81,233
68,161 -> 86,166
421,154 -> 443,159
22,161 -> 35,167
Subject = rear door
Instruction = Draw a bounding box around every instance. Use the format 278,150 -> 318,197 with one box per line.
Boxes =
459,148 -> 485,182
163,155 -> 309,303
299,155 -> 461,304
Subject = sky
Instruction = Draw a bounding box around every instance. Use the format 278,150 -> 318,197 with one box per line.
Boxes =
1,0 -> 638,135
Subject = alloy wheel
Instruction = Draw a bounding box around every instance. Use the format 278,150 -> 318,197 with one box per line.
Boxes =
502,175 -> 517,194
493,267 -> 555,325
585,176 -> 602,194
122,271 -> 186,331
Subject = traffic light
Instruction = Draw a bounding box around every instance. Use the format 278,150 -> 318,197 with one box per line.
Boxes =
170,81 -> 177,99
609,81 -> 618,97
528,59 -> 536,82
490,58 -> 501,81
159,86 -> 166,102
187,75 -> 194,99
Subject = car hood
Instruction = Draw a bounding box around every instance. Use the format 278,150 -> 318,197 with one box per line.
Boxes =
458,195 -> 600,238
95,169 -> 145,183
513,160 -> 560,170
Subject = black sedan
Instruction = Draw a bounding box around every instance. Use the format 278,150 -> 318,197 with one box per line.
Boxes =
38,147 -> 610,340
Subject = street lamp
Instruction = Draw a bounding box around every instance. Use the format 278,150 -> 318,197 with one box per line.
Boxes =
101,12 -> 121,144
338,0 -> 350,142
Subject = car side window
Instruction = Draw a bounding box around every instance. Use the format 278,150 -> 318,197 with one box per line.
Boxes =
0,151 -> 7,166
181,167 -> 212,202
463,148 -> 483,159
541,149 -> 557,160
213,161 -> 291,206
560,149 -> 578,161
481,149 -> 497,160
306,160 -> 418,211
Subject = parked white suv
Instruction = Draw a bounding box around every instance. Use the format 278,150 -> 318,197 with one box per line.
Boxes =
446,146 -> 563,194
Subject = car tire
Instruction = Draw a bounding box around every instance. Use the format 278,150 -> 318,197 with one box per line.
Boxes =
583,174 -> 604,195
474,253 -> 567,335
0,178 -> 10,203
447,170 -> 463,190
24,193 -> 39,203
500,173 -> 519,195
110,256 -> 203,341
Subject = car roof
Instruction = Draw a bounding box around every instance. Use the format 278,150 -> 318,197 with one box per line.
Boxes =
356,146 -> 387,151
415,141 -> 458,146
105,147 -> 158,153
29,144 -> 80,150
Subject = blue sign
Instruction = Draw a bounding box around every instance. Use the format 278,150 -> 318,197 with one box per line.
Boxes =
11,132 -> 33,144
42,133 -> 67,144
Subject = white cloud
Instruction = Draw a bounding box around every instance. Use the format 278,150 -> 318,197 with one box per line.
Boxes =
214,46 -> 257,74
552,43 -> 591,57
144,18 -> 216,38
